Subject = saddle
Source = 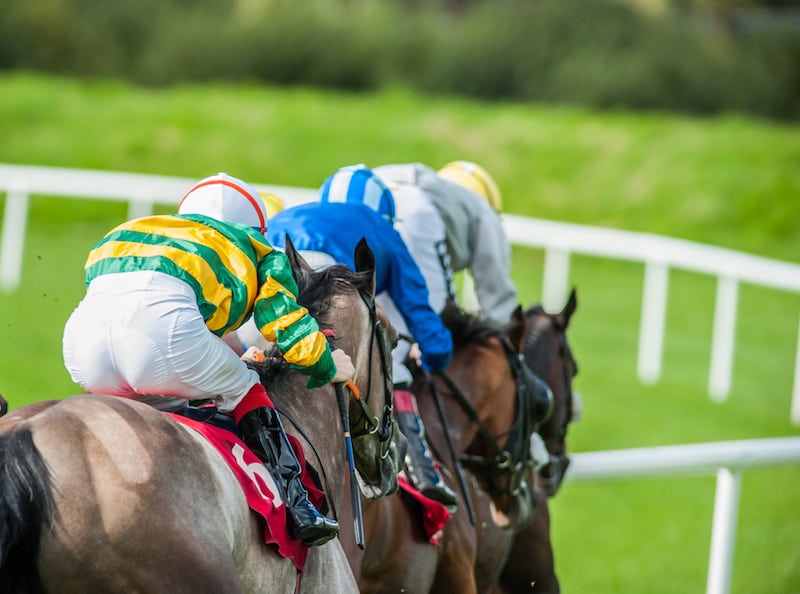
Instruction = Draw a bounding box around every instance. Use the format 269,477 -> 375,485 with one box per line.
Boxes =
174,401 -> 238,432
397,474 -> 451,546
165,402 -> 326,572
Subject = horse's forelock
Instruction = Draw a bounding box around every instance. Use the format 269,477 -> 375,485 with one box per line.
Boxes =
294,264 -> 372,321
523,310 -> 555,367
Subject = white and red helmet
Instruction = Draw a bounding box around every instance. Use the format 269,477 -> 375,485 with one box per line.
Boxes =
178,172 -> 268,235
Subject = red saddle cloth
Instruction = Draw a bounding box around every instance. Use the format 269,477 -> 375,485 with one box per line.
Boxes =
166,413 -> 325,572
397,475 -> 451,546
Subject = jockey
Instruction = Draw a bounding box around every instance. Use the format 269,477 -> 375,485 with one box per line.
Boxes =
62,173 -> 351,547
374,161 -> 518,324
267,164 -> 459,508
224,192 -> 287,355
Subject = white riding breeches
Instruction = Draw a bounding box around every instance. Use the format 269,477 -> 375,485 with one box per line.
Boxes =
62,270 -> 259,412
375,292 -> 413,386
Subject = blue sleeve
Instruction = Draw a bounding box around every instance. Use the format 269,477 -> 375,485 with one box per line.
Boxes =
382,226 -> 453,371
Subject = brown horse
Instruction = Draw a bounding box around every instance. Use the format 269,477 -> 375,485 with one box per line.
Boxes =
494,289 -> 580,594
341,303 -> 547,593
0,239 -> 401,593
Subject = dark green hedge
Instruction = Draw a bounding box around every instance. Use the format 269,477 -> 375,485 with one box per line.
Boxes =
1,0 -> 797,120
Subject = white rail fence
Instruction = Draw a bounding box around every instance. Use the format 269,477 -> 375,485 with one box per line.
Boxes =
567,437 -> 800,594
2,164 -> 800,423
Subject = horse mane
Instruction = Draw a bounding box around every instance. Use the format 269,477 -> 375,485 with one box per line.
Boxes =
292,263 -> 374,320
525,304 -> 545,316
439,301 -> 505,346
247,263 -> 374,387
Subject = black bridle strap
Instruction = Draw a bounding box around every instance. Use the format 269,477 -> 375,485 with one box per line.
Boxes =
433,370 -> 507,463
276,406 -> 338,521
434,339 -> 537,480
344,289 -> 394,457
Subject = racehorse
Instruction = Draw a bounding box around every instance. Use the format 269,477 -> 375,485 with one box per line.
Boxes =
495,289 -> 579,594
341,302 -> 549,593
0,239 -> 400,594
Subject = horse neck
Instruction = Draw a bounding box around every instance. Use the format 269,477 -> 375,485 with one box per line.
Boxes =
329,293 -> 372,388
430,337 -> 517,456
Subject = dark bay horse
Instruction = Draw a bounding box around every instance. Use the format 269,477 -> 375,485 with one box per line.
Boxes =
341,303 -> 547,593
0,239 -> 400,593
494,289 -> 579,594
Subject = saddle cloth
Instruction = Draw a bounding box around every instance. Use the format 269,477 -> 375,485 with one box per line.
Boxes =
397,476 -> 451,546
166,413 -> 325,572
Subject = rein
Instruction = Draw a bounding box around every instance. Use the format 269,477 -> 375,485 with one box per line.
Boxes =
437,338 -> 546,498
260,282 -> 396,525
344,288 -> 394,460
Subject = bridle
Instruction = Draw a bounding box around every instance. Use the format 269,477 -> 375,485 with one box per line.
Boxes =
436,337 -> 551,500
536,311 -> 576,494
341,288 -> 395,461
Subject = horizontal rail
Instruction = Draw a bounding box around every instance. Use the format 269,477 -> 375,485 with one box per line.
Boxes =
0,163 -> 319,206
566,436 -> 800,481
502,214 -> 800,293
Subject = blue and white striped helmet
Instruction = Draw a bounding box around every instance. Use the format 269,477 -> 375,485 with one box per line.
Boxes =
319,164 -> 396,224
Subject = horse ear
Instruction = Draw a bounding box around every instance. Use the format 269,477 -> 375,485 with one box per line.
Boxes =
284,234 -> 313,283
507,305 -> 527,354
354,237 -> 377,296
559,288 -> 577,330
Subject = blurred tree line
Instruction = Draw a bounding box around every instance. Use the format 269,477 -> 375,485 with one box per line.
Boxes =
1,0 -> 797,120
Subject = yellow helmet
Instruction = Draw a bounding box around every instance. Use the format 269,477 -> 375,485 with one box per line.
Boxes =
258,192 -> 285,219
437,161 -> 502,212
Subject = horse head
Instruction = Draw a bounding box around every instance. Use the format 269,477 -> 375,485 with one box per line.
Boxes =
415,303 -> 540,530
283,236 -> 401,500
523,288 -> 579,497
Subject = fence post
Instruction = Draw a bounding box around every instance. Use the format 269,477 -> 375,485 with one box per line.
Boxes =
542,247 -> 570,312
792,317 -> 800,426
706,467 -> 741,594
0,183 -> 30,293
128,198 -> 155,220
709,276 -> 739,402
638,261 -> 669,384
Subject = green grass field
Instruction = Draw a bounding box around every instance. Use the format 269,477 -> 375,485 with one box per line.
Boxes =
1,73 -> 799,593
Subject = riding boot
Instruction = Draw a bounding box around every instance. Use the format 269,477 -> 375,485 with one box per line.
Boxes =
238,406 -> 339,546
394,405 -> 458,508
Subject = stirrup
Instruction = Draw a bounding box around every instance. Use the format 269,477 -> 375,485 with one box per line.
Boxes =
404,457 -> 458,507
292,514 -> 340,547
413,472 -> 458,508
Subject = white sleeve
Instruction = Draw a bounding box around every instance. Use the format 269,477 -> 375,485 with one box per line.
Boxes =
470,212 -> 519,323
395,193 -> 453,314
